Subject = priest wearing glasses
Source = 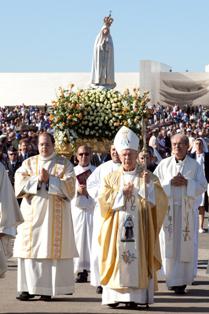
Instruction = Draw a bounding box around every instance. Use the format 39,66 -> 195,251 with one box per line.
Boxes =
154,134 -> 207,295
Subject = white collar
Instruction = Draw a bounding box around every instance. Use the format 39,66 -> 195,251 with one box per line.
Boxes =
39,152 -> 56,161
123,167 -> 137,175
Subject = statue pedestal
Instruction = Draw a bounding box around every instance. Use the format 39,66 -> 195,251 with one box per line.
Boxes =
90,82 -> 116,90
55,138 -> 112,158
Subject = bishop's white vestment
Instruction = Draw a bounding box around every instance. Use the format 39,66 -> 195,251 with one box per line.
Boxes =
87,160 -> 120,286
13,153 -> 78,296
71,164 -> 96,274
154,155 -> 207,288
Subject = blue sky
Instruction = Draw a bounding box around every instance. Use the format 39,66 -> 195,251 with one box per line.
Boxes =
0,0 -> 209,73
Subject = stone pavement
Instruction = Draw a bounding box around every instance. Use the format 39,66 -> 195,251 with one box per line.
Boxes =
0,232 -> 209,314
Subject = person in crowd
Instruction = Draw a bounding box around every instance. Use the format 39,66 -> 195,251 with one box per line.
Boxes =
158,128 -> 171,157
190,138 -> 209,233
91,152 -> 111,167
0,142 -> 8,168
18,139 -> 32,162
7,131 -> 17,148
138,146 -> 158,172
5,146 -> 22,187
154,134 -> 207,295
13,132 -> 78,301
148,129 -> 160,152
87,144 -> 121,294
27,132 -> 39,155
0,162 -> 23,278
18,137 -> 30,162
71,145 -> 96,283
187,129 -> 196,152
98,126 -> 168,308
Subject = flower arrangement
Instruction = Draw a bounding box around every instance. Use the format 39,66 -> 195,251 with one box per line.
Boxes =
49,84 -> 151,152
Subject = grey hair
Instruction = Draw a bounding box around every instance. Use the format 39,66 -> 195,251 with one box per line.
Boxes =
171,134 -> 189,146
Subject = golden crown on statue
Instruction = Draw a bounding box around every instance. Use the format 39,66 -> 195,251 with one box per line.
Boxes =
104,12 -> 113,27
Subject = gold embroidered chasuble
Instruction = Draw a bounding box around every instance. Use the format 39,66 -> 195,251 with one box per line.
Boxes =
13,153 -> 78,260
98,166 -> 168,291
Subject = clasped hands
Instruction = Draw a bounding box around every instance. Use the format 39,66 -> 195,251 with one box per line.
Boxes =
123,171 -> 150,199
77,184 -> 88,197
171,172 -> 187,186
38,168 -> 49,184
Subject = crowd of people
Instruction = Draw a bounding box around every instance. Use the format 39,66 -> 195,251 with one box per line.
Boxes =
0,102 -> 209,309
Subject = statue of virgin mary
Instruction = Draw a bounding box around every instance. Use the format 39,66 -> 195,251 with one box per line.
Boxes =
90,14 -> 116,89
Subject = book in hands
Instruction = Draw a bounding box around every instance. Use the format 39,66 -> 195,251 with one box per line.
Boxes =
76,169 -> 92,185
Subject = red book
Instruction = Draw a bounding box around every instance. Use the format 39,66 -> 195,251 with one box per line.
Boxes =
76,169 -> 92,185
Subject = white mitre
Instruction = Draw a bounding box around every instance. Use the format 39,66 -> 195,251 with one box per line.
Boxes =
114,126 -> 139,154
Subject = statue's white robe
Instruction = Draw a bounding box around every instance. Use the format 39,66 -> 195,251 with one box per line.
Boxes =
154,155 -> 207,287
71,164 -> 96,274
87,160 -> 120,286
13,153 -> 78,296
90,25 -> 115,87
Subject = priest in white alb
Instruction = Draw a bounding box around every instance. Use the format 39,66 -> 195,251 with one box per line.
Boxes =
14,132 -> 78,301
71,145 -> 96,283
98,126 -> 168,308
154,134 -> 207,294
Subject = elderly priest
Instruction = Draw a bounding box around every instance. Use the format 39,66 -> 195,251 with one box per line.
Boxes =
98,126 -> 168,308
154,134 -> 207,295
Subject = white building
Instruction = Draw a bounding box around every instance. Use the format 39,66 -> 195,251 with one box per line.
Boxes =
1,60 -> 209,106
0,72 -> 139,107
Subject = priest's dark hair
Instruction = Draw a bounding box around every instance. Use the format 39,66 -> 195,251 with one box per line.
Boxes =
7,145 -> 18,153
38,131 -> 55,145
